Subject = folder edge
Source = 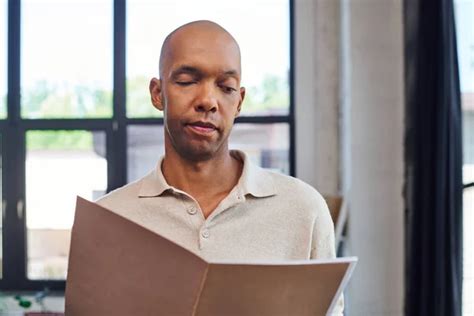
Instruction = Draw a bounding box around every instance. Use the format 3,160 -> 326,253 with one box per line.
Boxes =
325,258 -> 358,315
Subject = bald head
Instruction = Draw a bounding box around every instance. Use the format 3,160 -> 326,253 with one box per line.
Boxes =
159,20 -> 241,79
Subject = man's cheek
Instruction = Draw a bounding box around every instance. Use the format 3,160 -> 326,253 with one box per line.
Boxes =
166,117 -> 181,132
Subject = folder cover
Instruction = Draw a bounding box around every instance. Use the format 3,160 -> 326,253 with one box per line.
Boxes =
65,197 -> 357,316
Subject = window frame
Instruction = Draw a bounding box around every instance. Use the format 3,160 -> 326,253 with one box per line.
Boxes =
0,0 -> 295,291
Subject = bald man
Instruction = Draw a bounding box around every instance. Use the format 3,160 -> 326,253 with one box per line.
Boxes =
97,20 -> 343,314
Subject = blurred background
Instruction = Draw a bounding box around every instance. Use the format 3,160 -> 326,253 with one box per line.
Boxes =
0,0 -> 472,315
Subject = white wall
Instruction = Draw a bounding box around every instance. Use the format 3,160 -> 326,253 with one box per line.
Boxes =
295,0 -> 341,195
347,0 -> 405,315
295,0 -> 405,315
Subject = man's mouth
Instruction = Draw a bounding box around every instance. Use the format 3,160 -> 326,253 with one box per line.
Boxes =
186,121 -> 218,134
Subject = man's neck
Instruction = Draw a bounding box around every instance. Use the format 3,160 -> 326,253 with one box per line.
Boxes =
161,148 -> 243,216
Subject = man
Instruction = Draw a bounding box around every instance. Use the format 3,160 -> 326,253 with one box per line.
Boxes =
97,20 -> 343,314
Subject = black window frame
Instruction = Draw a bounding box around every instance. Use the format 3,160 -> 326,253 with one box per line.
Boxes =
0,0 -> 295,291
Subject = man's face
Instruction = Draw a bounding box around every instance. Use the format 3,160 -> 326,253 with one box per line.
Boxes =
150,26 -> 245,162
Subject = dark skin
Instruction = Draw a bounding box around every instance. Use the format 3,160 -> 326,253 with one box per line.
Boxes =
149,21 -> 246,218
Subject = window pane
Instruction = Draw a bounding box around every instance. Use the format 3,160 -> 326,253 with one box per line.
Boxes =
127,123 -> 289,182
126,0 -> 290,118
26,130 -> 107,280
455,0 -> 474,314
0,0 -> 6,119
21,0 -> 113,119
229,124 -> 289,174
127,125 -> 165,182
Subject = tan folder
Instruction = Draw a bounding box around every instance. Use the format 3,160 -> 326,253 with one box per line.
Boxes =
65,197 -> 357,316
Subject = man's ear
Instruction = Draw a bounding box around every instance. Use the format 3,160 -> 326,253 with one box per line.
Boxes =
149,78 -> 164,111
236,87 -> 246,117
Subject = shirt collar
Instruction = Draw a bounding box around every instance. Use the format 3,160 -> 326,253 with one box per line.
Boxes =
138,156 -> 172,198
231,150 -> 276,198
138,150 -> 276,198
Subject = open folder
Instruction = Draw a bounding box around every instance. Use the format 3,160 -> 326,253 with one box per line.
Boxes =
65,197 -> 357,316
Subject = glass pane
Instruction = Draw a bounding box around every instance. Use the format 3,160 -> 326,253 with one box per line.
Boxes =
0,0 -> 6,119
126,0 -> 290,118
127,123 -> 289,182
21,0 -> 113,119
455,0 -> 474,314
229,124 -> 289,174
26,130 -> 107,280
127,125 -> 165,182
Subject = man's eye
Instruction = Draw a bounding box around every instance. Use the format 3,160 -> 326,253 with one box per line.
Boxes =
176,81 -> 195,86
221,85 -> 237,94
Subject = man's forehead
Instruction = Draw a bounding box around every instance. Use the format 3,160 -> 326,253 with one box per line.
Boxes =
166,20 -> 238,48
171,21 -> 231,39
159,21 -> 241,77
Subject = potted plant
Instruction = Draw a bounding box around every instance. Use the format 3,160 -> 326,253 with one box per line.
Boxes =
0,295 -> 32,316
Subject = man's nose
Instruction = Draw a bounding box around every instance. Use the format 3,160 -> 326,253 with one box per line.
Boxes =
194,82 -> 218,113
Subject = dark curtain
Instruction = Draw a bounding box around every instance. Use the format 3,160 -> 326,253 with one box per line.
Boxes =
404,0 -> 463,315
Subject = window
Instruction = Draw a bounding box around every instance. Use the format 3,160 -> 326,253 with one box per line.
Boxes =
126,0 -> 290,118
0,1 -> 294,291
454,0 -> 474,314
21,0 -> 113,119
125,0 -> 293,180
1,0 -> 7,280
0,0 -> 6,118
26,130 -> 107,280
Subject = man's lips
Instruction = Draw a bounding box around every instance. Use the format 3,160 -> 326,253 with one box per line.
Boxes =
186,121 -> 218,135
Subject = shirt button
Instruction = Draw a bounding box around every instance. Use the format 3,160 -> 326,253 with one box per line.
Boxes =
187,207 -> 197,215
201,229 -> 210,239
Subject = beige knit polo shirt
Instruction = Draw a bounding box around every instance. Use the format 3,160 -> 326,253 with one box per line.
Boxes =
96,150 -> 343,314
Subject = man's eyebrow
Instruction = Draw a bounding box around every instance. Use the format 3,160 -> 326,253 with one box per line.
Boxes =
170,66 -> 240,79
170,65 -> 203,78
223,70 -> 238,76
221,70 -> 240,79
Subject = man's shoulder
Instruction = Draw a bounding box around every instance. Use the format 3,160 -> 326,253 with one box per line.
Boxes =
260,168 -> 327,208
253,168 -> 331,226
95,175 -> 146,210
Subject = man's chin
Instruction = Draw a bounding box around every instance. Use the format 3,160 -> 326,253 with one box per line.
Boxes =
176,146 -> 220,162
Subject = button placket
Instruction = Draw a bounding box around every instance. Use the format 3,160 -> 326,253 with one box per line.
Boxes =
177,197 -> 204,234
187,206 -> 197,215
201,228 -> 210,239
198,226 -> 211,250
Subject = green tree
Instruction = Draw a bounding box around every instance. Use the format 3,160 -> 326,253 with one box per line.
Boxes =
242,74 -> 289,114
21,72 -> 289,150
27,130 -> 92,151
127,75 -> 162,118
